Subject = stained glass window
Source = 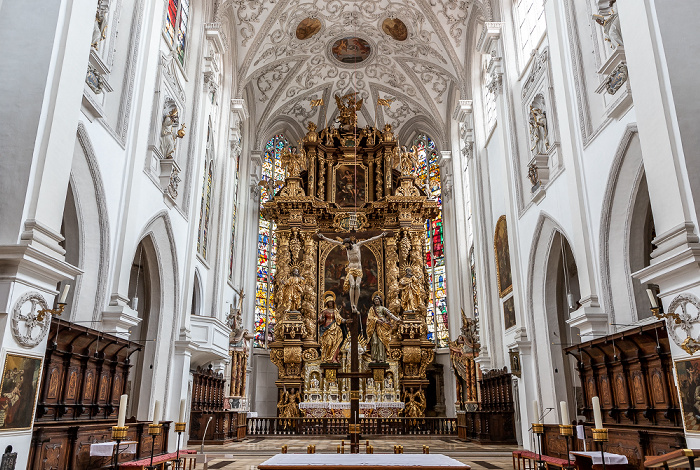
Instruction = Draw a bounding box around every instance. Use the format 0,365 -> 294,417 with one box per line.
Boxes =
198,124 -> 213,258
255,135 -> 289,348
414,135 -> 449,347
163,0 -> 190,65
229,151 -> 241,280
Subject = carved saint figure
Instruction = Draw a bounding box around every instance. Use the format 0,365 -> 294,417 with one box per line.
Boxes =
92,1 -> 109,48
529,106 -> 549,154
279,268 -> 304,313
593,9 -> 623,48
318,232 -> 389,313
366,292 -> 401,363
280,147 -> 306,177
399,146 -> 419,176
277,388 -> 301,419
399,267 -> 422,313
318,292 -> 346,363
161,107 -> 186,158
404,388 -> 426,418
335,92 -> 363,129
385,375 -> 394,390
321,127 -> 340,146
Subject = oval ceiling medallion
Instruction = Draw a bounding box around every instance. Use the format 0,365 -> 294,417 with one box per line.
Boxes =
296,18 -> 322,40
382,18 -> 408,41
330,37 -> 372,64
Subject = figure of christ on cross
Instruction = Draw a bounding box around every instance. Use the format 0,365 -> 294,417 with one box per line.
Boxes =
317,232 -> 390,314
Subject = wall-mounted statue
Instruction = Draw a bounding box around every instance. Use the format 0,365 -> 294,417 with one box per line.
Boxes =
399,266 -> 422,313
91,0 -> 109,48
593,8 -> 623,49
279,267 -> 304,313
160,106 -> 186,158
318,291 -> 346,363
528,97 -> 549,155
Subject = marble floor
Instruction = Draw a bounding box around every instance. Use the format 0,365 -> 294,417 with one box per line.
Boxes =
188,436 -> 519,469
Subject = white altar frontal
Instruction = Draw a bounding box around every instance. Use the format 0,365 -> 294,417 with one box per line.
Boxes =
259,454 -> 470,469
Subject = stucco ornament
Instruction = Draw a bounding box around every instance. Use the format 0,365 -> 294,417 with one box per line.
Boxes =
11,292 -> 51,347
660,294 -> 700,355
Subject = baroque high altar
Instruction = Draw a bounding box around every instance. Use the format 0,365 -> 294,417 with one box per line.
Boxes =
261,93 -> 439,419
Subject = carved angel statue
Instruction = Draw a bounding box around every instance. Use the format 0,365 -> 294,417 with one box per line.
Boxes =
161,107 -> 186,158
529,106 -> 549,154
366,292 -> 401,363
404,388 -> 426,418
320,126 -> 340,146
335,92 -> 363,128
398,145 -> 419,177
593,8 -> 623,48
92,0 -> 109,48
280,147 -> 306,177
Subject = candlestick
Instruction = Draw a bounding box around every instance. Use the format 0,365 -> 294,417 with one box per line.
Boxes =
152,400 -> 160,425
560,401 -> 569,425
117,394 -> 128,428
179,399 -> 187,422
59,284 -> 71,304
592,396 -> 603,429
532,400 -> 540,423
646,288 -> 658,309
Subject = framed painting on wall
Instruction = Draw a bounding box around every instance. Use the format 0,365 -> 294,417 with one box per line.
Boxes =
675,357 -> 700,433
503,296 -> 516,330
494,215 -> 513,297
0,352 -> 43,431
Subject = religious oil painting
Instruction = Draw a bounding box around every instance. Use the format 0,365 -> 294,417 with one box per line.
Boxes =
323,245 -> 379,337
675,358 -> 700,432
382,18 -> 408,41
0,353 -> 42,431
296,18 -> 322,40
503,296 -> 516,330
494,215 -> 513,297
334,164 -> 367,208
331,37 -> 371,64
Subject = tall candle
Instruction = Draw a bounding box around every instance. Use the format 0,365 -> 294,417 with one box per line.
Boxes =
179,399 -> 187,422
532,400 -> 540,424
592,396 -> 603,429
152,400 -> 160,425
117,394 -> 128,427
646,288 -> 659,309
59,284 -> 70,304
560,401 -> 569,425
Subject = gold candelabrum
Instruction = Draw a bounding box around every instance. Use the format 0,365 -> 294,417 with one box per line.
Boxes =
593,428 -> 609,470
36,303 -> 66,322
146,424 -> 162,470
532,423 -> 545,470
560,425 -> 574,469
111,426 -> 128,469
174,422 -> 186,470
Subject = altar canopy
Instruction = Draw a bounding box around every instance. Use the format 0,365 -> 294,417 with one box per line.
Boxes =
260,94 -> 441,419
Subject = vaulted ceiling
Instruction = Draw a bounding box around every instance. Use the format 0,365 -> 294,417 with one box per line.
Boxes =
217,0 -> 491,147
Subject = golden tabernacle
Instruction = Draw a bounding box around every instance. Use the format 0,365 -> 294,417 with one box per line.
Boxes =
261,94 -> 439,419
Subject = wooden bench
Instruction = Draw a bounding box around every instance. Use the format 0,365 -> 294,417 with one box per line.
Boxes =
645,449 -> 700,470
119,449 -> 196,469
513,450 -> 574,470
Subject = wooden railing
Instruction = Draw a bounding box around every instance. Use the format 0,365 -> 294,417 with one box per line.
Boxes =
247,417 -> 457,436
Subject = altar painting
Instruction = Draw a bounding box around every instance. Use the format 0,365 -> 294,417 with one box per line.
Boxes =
334,164 -> 367,207
323,244 -> 378,334
0,353 -> 42,431
675,357 -> 700,432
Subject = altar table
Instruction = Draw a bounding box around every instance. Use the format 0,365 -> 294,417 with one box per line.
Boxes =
300,401 -> 405,418
258,454 -> 470,469
570,452 -> 629,470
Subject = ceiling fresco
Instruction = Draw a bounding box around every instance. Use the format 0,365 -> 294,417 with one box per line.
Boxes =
215,0 -> 492,146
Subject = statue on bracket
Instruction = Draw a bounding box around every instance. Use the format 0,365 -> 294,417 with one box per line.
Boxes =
92,0 -> 110,49
528,96 -> 549,155
160,105 -> 186,158
399,266 -> 422,313
318,291 -> 346,363
366,292 -> 401,363
279,267 -> 304,314
335,92 -> 363,129
593,8 -> 623,49
317,232 -> 388,314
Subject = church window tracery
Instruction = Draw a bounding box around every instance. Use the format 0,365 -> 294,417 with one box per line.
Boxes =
414,135 -> 449,347
229,151 -> 241,280
255,135 -> 289,348
164,0 -> 190,65
197,123 -> 214,258
514,0 -> 546,64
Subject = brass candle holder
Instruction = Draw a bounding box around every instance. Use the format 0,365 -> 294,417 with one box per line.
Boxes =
111,426 -> 128,469
532,423 -> 545,470
592,428 -> 609,470
173,422 -> 186,470
146,424 -> 162,470
560,425 -> 574,470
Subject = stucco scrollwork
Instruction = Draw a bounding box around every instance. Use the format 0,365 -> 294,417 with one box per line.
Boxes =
11,292 -> 51,347
660,293 -> 700,355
